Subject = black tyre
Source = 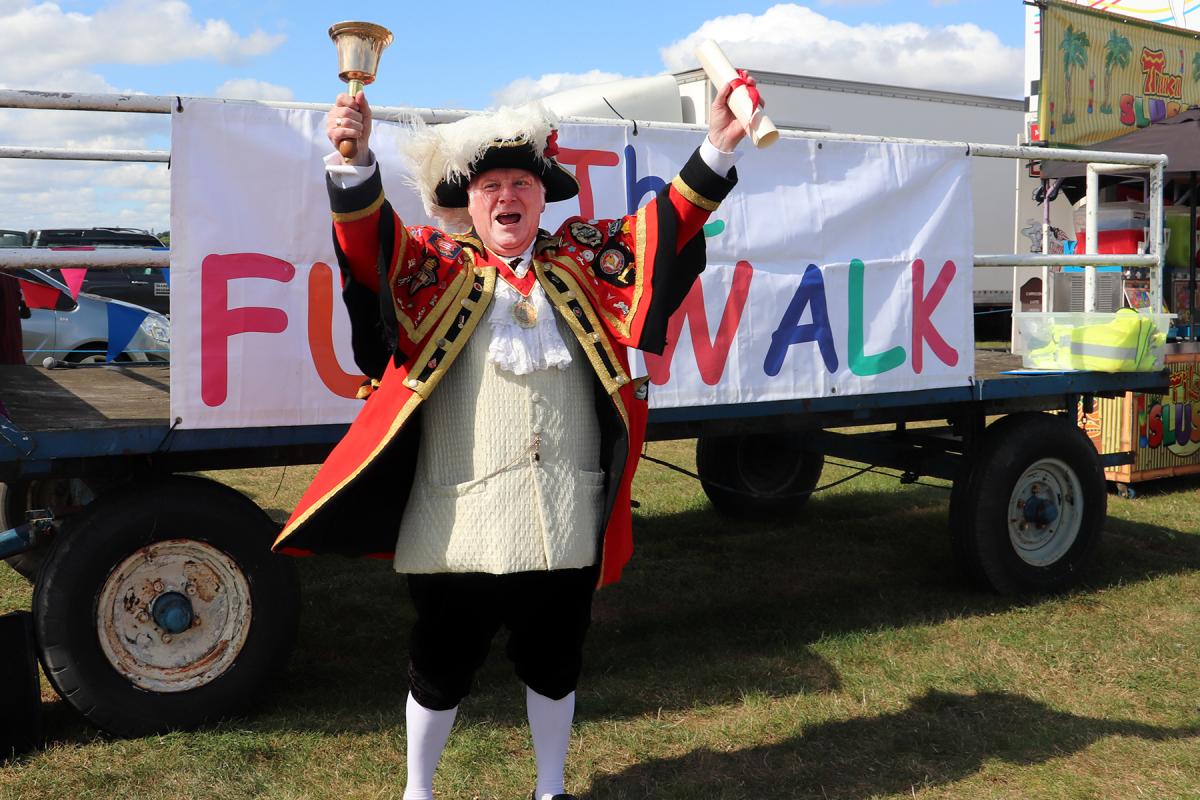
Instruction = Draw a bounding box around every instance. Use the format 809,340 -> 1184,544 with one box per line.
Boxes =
1,478 -> 102,583
65,346 -> 132,365
950,412 -> 1106,595
696,432 -> 824,519
32,475 -> 300,737
0,611 -> 43,759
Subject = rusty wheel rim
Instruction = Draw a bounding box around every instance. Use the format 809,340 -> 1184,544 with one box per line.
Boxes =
96,539 -> 252,693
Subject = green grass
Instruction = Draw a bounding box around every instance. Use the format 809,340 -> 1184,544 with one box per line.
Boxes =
2,444 -> 1199,800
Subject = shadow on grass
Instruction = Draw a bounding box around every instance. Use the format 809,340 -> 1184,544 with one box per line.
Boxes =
27,480 -> 1200,743
242,478 -> 1200,734
584,689 -> 1200,799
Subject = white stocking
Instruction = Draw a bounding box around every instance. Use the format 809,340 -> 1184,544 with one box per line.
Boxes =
403,692 -> 458,800
526,685 -> 575,800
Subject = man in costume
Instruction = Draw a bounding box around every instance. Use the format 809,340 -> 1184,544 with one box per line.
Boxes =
274,78 -> 752,799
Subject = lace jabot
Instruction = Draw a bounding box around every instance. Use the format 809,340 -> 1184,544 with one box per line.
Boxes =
486,278 -> 573,375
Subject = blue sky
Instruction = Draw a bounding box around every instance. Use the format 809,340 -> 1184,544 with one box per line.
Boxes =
0,0 -> 1029,231
31,0 -> 1026,108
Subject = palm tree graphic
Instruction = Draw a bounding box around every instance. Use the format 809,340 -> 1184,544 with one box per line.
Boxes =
1061,25 -> 1091,125
1101,30 -> 1132,115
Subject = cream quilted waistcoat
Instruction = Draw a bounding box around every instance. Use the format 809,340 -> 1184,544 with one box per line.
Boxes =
394,303 -> 604,574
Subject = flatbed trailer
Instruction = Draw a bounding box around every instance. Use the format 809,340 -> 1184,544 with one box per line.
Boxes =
0,88 -> 1176,752
2,351 -> 1169,749
0,352 -> 1169,593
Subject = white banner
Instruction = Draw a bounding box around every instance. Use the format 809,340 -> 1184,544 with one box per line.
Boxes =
170,99 -> 973,429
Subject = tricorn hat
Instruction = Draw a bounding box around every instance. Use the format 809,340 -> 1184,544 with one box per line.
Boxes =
401,104 -> 579,222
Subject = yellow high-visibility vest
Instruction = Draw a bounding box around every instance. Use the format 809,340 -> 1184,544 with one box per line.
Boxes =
1028,309 -> 1164,372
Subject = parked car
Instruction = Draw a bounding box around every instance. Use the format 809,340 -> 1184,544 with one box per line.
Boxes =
0,229 -> 28,248
16,269 -> 170,364
34,228 -> 169,316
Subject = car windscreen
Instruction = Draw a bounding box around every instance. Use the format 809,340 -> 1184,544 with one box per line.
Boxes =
0,232 -> 27,248
33,230 -> 164,248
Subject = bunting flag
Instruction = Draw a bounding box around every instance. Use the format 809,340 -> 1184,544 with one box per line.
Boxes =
60,268 -> 88,299
105,302 -> 149,361
17,278 -> 61,310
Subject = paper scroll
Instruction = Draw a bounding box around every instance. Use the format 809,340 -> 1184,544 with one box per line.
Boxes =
695,39 -> 779,149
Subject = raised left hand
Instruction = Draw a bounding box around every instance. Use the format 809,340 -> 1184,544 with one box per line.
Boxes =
708,73 -> 756,152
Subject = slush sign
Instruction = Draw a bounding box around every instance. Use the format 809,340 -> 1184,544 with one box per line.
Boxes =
1136,362 -> 1200,457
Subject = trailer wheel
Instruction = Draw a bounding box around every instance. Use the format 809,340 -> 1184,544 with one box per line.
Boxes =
32,475 -> 299,737
696,432 -> 823,519
0,611 -> 43,759
950,412 -> 1105,595
1,478 -> 101,582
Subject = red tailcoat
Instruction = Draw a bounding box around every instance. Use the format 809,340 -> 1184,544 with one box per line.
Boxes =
274,147 -> 736,587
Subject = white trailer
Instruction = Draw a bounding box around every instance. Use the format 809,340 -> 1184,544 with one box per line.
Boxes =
542,70 -> 1026,311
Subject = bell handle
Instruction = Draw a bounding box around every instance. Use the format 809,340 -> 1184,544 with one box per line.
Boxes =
338,78 -> 366,161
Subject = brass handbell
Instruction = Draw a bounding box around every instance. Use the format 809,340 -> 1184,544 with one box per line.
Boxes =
329,20 -> 393,160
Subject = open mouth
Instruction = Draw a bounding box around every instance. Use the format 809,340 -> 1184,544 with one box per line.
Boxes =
496,213 -> 522,226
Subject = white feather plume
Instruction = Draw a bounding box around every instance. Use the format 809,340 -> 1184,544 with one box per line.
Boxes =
398,103 -> 559,230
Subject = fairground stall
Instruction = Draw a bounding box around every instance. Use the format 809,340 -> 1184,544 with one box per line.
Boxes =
1024,0 -> 1200,491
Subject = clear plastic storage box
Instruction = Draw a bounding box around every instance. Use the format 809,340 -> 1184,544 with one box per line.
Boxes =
1012,310 -> 1170,372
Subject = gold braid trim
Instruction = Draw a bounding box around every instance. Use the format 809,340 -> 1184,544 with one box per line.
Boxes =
386,224 -> 411,289
535,261 -> 630,401
391,255 -> 470,343
544,251 -> 635,335
406,266 -> 496,398
585,206 -> 650,340
331,188 -> 386,223
670,175 -> 720,212
275,391 -> 423,547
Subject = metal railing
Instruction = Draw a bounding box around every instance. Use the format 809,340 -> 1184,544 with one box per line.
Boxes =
0,89 -> 1169,314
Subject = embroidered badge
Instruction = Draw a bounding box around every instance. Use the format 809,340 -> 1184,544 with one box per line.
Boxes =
396,257 -> 439,296
613,300 -> 631,317
598,249 -> 625,275
582,250 -> 595,262
607,219 -> 623,238
430,232 -> 462,260
569,221 -> 603,248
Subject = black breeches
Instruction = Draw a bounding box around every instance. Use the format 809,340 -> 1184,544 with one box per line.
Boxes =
406,565 -> 599,710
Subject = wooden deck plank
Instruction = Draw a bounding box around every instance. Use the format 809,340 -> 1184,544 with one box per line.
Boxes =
0,350 -> 1048,437
974,348 -> 1024,380
0,364 -> 168,432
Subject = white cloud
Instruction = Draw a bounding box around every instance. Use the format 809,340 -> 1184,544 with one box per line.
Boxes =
214,79 -> 294,102
0,107 -> 167,151
0,0 -> 283,88
491,70 -> 629,107
0,1 -> 281,229
0,160 -> 169,231
489,3 -> 1020,121
660,4 -> 1021,98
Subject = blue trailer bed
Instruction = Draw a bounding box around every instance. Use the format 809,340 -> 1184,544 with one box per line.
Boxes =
0,352 -> 1170,481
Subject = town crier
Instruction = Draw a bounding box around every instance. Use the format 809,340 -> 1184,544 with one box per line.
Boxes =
274,78 -> 751,799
